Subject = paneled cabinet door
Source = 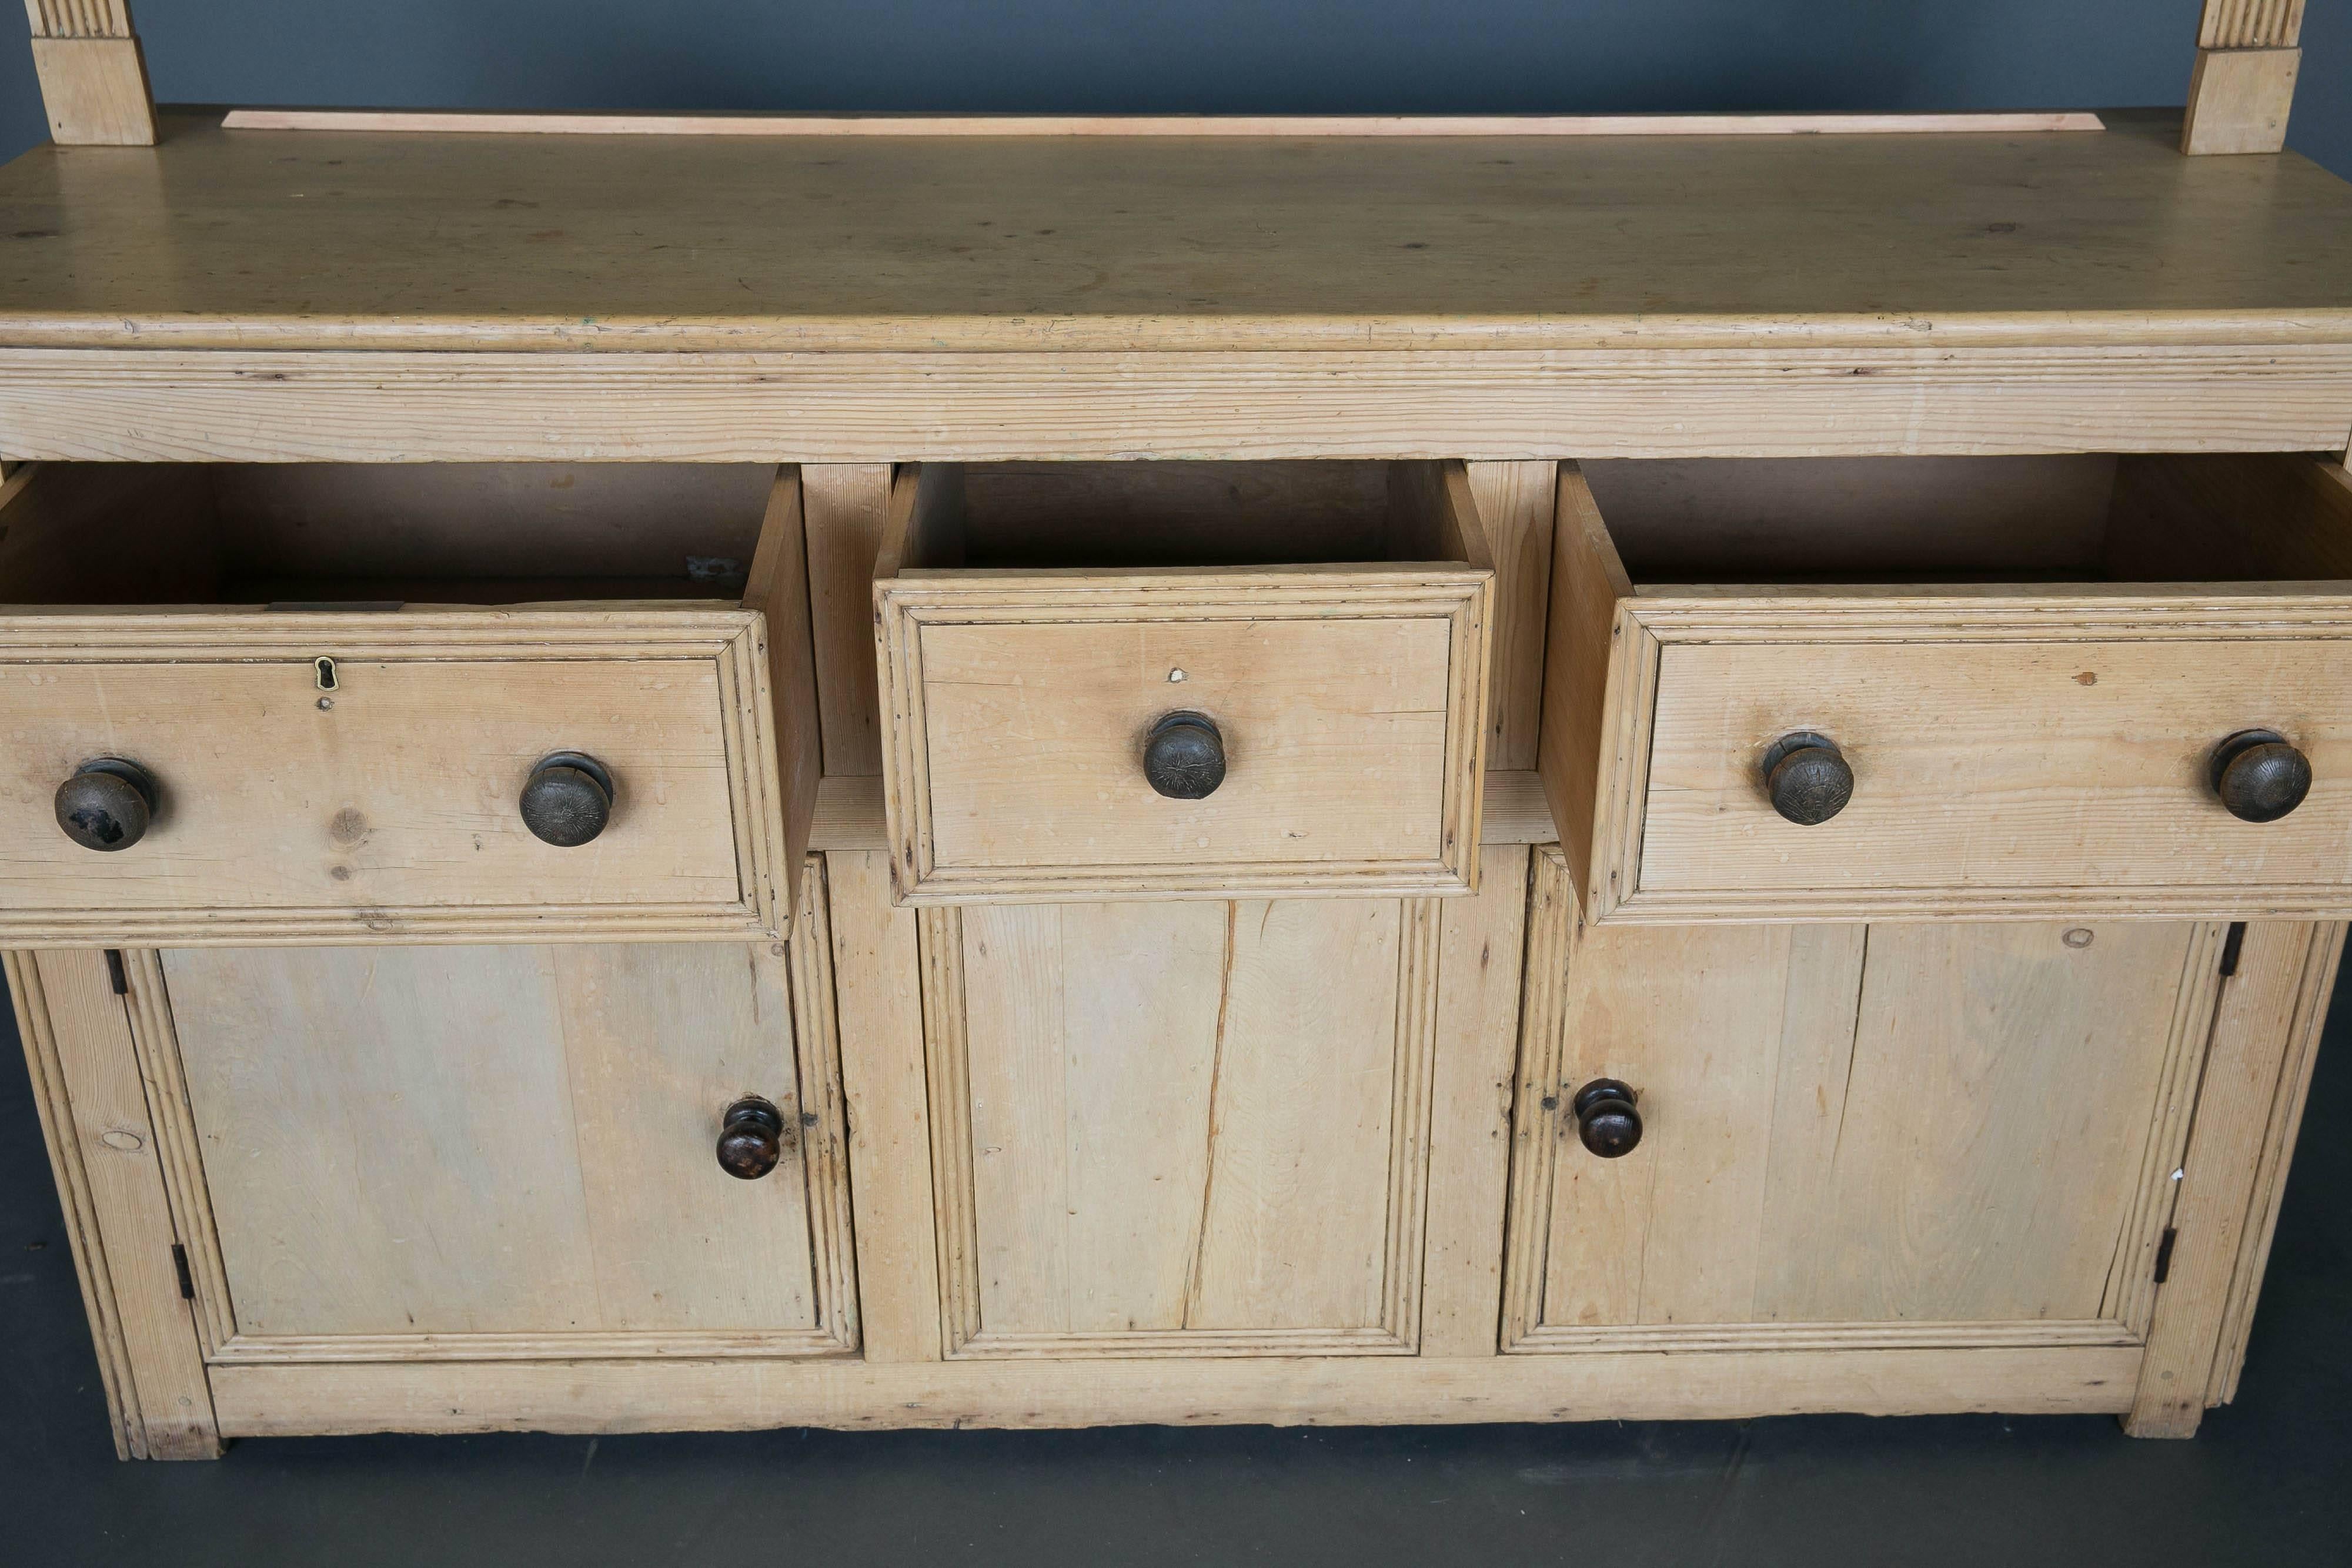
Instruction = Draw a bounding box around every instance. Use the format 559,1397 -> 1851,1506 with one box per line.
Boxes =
127,870 -> 856,1363
918,893 -> 1467,1358
1503,849 -> 2223,1355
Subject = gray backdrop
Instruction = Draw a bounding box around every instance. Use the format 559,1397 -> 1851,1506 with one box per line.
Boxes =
1,1 -> 2347,174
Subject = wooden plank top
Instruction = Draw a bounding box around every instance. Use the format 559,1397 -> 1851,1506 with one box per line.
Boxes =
2,109 -> 2351,354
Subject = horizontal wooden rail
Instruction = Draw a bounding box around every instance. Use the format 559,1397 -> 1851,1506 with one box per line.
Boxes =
808,770 -> 1556,852
219,108 -> 2106,138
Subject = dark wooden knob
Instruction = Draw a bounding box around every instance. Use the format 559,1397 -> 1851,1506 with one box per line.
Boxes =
519,752 -> 613,846
716,1096 -> 786,1180
1572,1079 -> 1642,1159
1143,711 -> 1225,800
1763,732 -> 1853,826
54,758 -> 158,852
2210,729 -> 2311,824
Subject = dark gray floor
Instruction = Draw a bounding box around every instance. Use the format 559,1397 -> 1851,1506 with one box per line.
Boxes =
3,969 -> 2347,1568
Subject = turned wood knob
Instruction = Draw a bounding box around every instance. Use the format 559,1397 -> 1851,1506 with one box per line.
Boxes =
1762,732 -> 1853,826
2210,730 -> 2311,824
716,1096 -> 787,1179
519,752 -> 613,846
1572,1079 -> 1642,1159
54,758 -> 158,852
1143,711 -> 1225,800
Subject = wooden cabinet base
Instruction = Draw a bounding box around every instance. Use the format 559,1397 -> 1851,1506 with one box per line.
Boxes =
205,1345 -> 2141,1437
15,849 -> 2336,1451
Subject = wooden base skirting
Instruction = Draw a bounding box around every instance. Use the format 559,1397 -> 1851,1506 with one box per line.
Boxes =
208,1344 -> 2142,1438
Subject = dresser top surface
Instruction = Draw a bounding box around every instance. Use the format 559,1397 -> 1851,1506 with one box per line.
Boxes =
2,109 -> 2351,355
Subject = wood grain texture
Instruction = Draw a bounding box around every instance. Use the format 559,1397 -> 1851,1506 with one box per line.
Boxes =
2128,922 -> 2344,1436
823,849 -> 943,1363
1503,851 -> 2220,1353
0,111 -> 2343,355
2200,0 -> 2306,47
801,464 -> 894,777
1550,452 -> 2352,924
1465,462 -> 1557,771
919,895 -> 1441,1356
218,109 -> 2108,138
5,951 -> 136,1456
1537,463 -> 1636,909
1419,844 -> 1531,1358
2183,47 -> 2302,156
5,344 -> 2350,466
875,462 -> 1491,902
204,1343 -> 2143,1436
2106,453 -> 2352,583
156,927 -> 856,1360
25,1 -> 136,36
810,770 -> 1553,852
2208,922 -> 2347,1403
739,468 -> 820,924
22,951 -> 218,1456
0,611 -> 791,944
1628,633 -> 2352,920
27,38 -> 152,146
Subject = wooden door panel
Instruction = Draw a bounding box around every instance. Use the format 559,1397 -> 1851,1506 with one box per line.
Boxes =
1505,848 -> 2221,1352
1752,922 -> 2198,1325
926,895 -> 1437,1356
143,866 -> 856,1361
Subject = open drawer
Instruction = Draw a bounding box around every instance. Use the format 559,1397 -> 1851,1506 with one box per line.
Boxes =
0,463 -> 818,945
873,461 -> 1494,903
1540,453 -> 2352,923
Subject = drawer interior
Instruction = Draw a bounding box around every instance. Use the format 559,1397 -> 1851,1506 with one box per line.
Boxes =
887,460 -> 1476,571
0,462 -> 780,606
1582,453 -> 2352,588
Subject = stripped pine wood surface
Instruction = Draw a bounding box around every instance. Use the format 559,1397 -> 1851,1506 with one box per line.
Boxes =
1504,848 -> 2226,1353
1,112 -> 2342,355
2200,0 -> 2306,46
2129,921 -> 2346,1435
1465,462 -> 1558,773
738,469 -> 824,922
823,850 -> 943,1363
3,8 -> 2346,1456
917,895 -> 1439,1356
1417,845 -> 1532,1358
2207,923 -> 2348,1404
6,343 -> 2348,466
1544,451 -> 2352,924
154,927 -> 856,1359
19,951 -> 217,1456
801,464 -> 896,778
873,462 -> 1492,902
202,1343 -> 2145,1436
808,771 -> 1557,852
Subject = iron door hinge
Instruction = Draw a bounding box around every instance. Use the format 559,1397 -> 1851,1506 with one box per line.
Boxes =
104,949 -> 128,995
2220,922 -> 2248,977
171,1243 -> 195,1300
2153,1227 -> 2179,1286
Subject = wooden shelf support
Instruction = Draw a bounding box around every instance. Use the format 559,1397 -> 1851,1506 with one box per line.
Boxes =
2183,0 -> 2307,154
24,0 -> 155,146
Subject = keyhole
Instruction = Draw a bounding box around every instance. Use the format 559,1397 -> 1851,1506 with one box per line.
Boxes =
314,656 -> 339,692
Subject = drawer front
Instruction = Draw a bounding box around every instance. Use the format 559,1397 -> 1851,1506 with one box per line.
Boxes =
878,572 -> 1490,901
1586,597 -> 2352,922
0,610 -> 791,943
